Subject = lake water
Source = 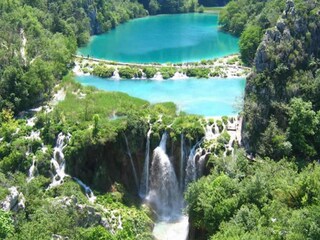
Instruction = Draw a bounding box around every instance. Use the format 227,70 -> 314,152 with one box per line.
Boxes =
76,76 -> 246,116
78,13 -> 239,63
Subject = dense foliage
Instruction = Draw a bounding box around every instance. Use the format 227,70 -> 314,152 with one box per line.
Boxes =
0,78 -> 160,239
0,0 -> 147,114
2,0 -> 320,239
198,0 -> 229,7
222,0 -> 320,161
0,0 -> 200,114
186,150 -> 320,239
0,75 -> 207,238
138,0 -> 200,14
220,0 -> 286,63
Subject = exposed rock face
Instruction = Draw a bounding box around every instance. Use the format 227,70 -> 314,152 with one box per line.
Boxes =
53,196 -> 122,234
1,187 -> 25,212
66,126 -> 203,196
66,132 -> 147,193
243,0 -> 320,153
254,0 -> 318,73
87,5 -> 102,35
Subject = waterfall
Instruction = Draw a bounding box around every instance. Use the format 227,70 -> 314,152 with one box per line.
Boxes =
152,72 -> 163,81
179,134 -> 185,192
74,177 -> 96,204
184,144 -> 197,188
185,140 -> 203,188
27,156 -> 37,182
112,69 -> 120,79
214,120 -> 220,135
123,134 -> 139,190
171,72 -> 188,80
48,133 -> 71,189
197,151 -> 207,178
205,124 -> 215,140
139,125 -> 152,198
147,132 -> 182,220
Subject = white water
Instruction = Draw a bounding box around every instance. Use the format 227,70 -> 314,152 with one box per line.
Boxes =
185,143 -> 199,188
205,123 -> 215,140
147,132 -> 182,220
171,72 -> 188,80
48,133 -> 71,189
197,151 -> 207,177
20,28 -> 27,65
179,134 -> 185,192
27,156 -> 37,182
214,120 -> 220,135
73,177 -> 96,204
152,72 -> 164,81
25,130 -> 41,141
112,69 -> 120,79
26,116 -> 37,127
123,134 -> 139,189
153,216 -> 189,240
139,125 -> 152,198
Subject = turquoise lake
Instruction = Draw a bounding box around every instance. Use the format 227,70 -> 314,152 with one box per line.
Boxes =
76,76 -> 246,116
78,13 -> 239,63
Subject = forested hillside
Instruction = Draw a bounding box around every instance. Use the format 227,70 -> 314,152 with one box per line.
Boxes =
186,1 -> 320,238
198,0 -> 229,7
138,0 -> 200,14
0,0 -> 148,113
0,0 -> 200,114
220,0 -> 320,160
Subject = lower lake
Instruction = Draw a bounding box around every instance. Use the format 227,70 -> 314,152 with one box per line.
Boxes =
76,76 -> 246,116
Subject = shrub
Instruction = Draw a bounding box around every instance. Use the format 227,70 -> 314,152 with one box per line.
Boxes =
118,67 -> 140,79
92,66 -> 115,78
143,67 -> 158,78
160,67 -> 176,79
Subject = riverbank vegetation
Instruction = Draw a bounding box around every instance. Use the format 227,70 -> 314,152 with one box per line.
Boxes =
74,54 -> 250,79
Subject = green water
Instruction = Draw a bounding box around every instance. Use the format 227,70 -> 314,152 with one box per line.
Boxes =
78,13 -> 239,63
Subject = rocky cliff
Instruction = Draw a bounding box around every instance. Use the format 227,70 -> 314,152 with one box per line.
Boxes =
242,0 -> 320,157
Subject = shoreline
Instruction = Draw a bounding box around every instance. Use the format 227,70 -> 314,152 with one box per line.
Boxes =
73,54 -> 251,79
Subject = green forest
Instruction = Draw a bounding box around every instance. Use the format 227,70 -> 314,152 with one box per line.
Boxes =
1,0 -> 320,239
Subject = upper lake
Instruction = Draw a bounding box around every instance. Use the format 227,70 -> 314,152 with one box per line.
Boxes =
78,13 -> 239,63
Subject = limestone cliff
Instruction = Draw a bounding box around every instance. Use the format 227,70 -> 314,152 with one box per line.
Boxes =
242,0 -> 320,156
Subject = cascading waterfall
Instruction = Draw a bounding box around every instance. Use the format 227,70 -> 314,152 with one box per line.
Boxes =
184,145 -> 196,188
197,150 -> 208,177
73,177 -> 96,204
179,134 -> 185,192
112,69 -> 120,79
185,141 -> 202,188
214,120 -> 220,135
27,156 -> 37,182
205,124 -> 215,140
147,132 -> 182,220
123,134 -> 139,190
139,125 -> 152,198
48,133 -> 71,189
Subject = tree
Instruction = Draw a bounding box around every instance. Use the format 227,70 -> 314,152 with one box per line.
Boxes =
288,98 -> 319,159
0,210 -> 14,238
259,117 -> 292,160
149,0 -> 160,15
239,25 -> 263,65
